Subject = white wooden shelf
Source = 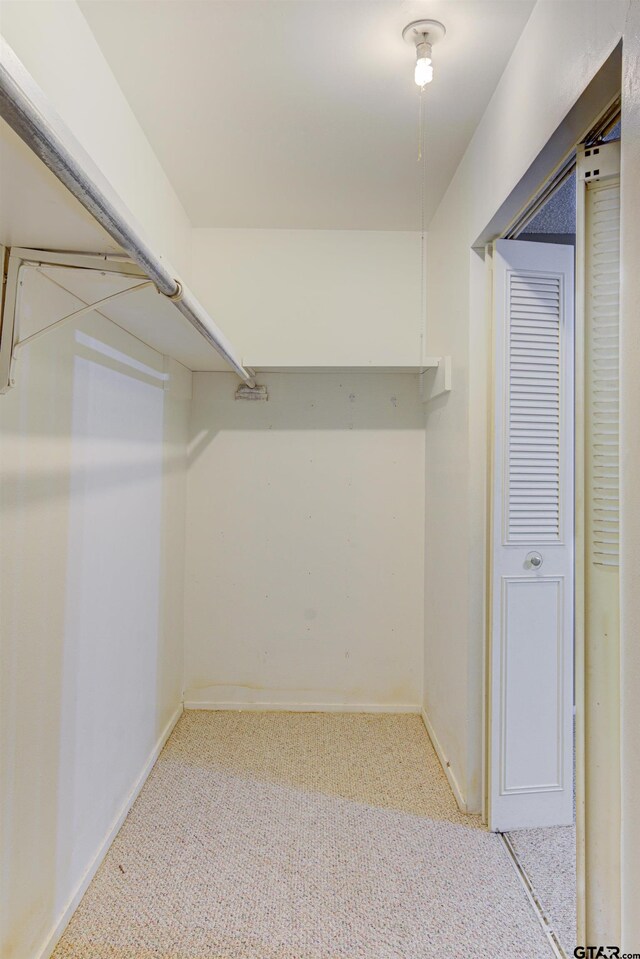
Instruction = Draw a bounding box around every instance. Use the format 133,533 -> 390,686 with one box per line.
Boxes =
244,358 -> 440,374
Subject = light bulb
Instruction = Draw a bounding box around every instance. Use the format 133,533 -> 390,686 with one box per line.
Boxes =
414,56 -> 433,87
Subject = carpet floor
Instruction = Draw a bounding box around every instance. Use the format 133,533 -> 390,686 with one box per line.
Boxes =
53,711 -> 553,959
507,825 -> 577,955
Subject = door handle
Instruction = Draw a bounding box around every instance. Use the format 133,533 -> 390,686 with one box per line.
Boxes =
525,551 -> 543,570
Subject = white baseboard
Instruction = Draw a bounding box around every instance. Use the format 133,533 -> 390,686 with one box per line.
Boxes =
420,707 -> 467,813
36,703 -> 183,959
184,700 -> 421,715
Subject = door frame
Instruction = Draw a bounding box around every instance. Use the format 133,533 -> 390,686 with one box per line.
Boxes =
478,67 -> 622,947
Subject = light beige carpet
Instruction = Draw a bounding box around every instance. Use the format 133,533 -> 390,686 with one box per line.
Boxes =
507,825 -> 577,955
53,711 -> 552,959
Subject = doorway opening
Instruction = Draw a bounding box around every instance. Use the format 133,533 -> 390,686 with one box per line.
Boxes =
485,100 -> 621,959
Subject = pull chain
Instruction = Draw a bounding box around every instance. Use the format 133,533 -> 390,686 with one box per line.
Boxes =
418,84 -> 425,161
418,85 -> 427,348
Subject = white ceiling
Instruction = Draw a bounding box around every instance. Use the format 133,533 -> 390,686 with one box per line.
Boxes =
0,0 -> 533,374
80,0 -> 534,232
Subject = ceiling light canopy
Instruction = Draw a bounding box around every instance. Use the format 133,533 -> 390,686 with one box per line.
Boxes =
402,19 -> 446,88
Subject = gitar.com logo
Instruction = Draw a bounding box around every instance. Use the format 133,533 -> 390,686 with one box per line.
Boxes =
574,948 -> 640,958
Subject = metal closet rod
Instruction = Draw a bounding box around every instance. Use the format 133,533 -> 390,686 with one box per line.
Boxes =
0,38 -> 255,387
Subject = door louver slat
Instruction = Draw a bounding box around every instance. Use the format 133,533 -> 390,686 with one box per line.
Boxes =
506,272 -> 562,542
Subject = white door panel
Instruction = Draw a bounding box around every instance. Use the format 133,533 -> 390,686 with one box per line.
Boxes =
501,576 -> 564,792
489,239 -> 574,832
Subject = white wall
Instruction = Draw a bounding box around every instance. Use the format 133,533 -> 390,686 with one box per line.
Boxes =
422,0 -> 629,815
0,269 -> 191,959
191,229 -> 423,368
0,0 -> 192,281
184,372 -> 424,711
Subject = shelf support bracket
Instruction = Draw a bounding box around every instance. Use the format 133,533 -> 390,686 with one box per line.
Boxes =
420,355 -> 452,403
1,252 -> 154,392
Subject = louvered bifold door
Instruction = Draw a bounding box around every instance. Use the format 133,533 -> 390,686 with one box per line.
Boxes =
489,239 -> 574,832
576,139 -> 621,944
508,272 -> 562,543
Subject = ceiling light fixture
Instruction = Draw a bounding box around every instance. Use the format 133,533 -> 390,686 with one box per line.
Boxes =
402,19 -> 446,88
